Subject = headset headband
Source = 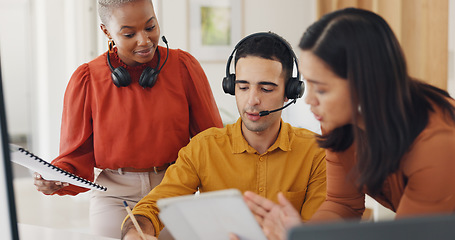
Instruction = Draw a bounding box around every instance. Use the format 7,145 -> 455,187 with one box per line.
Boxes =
225,32 -> 300,81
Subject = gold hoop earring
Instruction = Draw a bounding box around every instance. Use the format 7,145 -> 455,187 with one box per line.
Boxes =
108,39 -> 115,53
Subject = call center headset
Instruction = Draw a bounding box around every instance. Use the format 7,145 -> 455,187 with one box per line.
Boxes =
222,32 -> 304,116
107,36 -> 169,88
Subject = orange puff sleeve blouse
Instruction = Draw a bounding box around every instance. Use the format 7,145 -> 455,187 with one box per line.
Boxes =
51,46 -> 223,195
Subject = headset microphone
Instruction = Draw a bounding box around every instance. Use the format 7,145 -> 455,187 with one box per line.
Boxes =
259,99 -> 297,117
157,36 -> 169,74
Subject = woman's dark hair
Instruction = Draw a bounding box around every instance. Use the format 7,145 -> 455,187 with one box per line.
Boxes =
299,8 -> 455,195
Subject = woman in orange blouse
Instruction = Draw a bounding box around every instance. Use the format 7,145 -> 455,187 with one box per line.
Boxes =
241,8 -> 455,240
33,0 -> 222,238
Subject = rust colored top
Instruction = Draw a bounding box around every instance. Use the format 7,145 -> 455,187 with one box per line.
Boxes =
313,98 -> 455,220
52,46 -> 223,195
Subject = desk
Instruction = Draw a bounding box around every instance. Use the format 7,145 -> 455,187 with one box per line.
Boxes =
18,224 -> 119,240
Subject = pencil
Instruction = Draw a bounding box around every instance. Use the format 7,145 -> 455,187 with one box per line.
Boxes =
123,201 -> 147,240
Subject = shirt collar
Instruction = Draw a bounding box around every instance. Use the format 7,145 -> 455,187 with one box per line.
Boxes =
231,118 -> 292,154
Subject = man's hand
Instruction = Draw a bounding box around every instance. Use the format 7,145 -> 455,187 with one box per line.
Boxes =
122,215 -> 157,240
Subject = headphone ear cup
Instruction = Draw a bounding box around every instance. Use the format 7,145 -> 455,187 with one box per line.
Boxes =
111,66 -> 131,87
138,67 -> 158,88
285,78 -> 305,99
222,74 -> 236,95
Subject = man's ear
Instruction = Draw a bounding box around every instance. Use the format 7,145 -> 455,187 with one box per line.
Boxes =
100,24 -> 111,39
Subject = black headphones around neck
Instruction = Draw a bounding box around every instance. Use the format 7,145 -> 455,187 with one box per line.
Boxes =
222,32 -> 304,99
107,36 -> 169,88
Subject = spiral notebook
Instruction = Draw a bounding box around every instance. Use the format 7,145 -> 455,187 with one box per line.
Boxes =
9,144 -> 107,191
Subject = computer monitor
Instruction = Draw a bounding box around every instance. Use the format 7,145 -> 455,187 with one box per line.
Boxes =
0,56 -> 19,240
288,214 -> 455,240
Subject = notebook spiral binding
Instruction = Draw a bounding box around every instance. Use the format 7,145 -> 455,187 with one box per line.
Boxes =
18,147 -> 107,191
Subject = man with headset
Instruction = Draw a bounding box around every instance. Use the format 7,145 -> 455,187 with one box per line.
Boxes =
121,32 -> 327,239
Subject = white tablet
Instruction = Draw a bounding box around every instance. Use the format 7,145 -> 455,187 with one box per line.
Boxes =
157,189 -> 267,240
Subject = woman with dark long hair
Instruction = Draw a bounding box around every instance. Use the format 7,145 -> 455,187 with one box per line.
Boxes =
241,8 -> 455,240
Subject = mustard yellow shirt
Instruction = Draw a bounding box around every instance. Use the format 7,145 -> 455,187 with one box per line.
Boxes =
131,118 -> 326,235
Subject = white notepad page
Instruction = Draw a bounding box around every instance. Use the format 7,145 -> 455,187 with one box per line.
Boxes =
9,144 -> 106,191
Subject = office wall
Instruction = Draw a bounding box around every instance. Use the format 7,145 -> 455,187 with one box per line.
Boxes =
317,0 -> 450,91
0,0 -> 97,159
0,0 -> 32,138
